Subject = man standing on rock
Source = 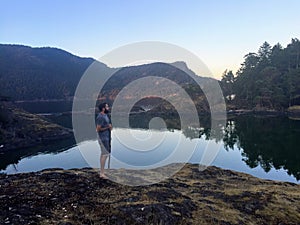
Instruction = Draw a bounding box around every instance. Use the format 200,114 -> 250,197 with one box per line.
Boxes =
96,102 -> 112,179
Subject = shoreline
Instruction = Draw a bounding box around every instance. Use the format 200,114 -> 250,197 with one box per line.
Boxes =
0,101 -> 74,153
11,99 -> 300,116
13,99 -> 74,103
36,109 -> 300,119
2,162 -> 299,185
2,109 -> 299,153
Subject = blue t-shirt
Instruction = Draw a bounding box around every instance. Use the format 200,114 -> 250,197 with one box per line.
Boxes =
96,113 -> 111,141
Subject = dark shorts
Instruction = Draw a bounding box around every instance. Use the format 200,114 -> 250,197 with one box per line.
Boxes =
98,139 -> 111,155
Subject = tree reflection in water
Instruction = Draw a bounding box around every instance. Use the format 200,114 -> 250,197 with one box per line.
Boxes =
196,116 -> 300,181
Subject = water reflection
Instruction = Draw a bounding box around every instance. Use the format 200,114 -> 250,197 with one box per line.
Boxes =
0,138 -> 76,171
1,113 -> 299,182
200,116 -> 300,181
105,113 -> 300,181
128,114 -> 300,181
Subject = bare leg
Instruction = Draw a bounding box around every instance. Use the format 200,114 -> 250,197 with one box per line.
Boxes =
100,154 -> 109,178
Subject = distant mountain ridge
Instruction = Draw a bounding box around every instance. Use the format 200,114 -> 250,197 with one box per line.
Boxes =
0,44 -> 98,100
0,44 -> 211,98
99,61 -> 212,112
0,44 -> 216,114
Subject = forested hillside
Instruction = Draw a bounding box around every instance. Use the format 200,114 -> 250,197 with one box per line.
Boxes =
0,44 -> 96,100
99,62 -> 212,113
221,38 -> 300,110
0,44 -> 214,113
3,41 -> 299,112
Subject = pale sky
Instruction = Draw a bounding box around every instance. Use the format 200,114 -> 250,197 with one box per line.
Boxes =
1,0 -> 300,79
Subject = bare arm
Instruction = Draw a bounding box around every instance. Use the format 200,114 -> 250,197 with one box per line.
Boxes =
96,124 -> 112,132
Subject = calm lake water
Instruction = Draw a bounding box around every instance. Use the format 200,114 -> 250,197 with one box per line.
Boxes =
1,101 -> 299,184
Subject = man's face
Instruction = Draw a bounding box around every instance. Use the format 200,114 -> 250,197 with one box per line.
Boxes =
104,104 -> 109,114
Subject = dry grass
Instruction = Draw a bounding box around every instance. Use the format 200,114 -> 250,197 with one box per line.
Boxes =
1,164 -> 299,224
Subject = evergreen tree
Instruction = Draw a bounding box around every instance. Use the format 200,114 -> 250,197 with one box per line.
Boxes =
220,70 -> 235,101
232,38 -> 300,110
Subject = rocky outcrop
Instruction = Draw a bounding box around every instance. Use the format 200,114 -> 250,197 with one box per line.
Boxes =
0,164 -> 299,224
0,101 -> 73,152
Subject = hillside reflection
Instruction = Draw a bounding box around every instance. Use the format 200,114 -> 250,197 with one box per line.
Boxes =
198,116 -> 300,181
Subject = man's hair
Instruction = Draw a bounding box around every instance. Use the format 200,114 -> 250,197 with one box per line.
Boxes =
98,102 -> 108,111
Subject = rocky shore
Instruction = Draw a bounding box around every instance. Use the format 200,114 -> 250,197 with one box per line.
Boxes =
0,164 -> 299,225
0,101 -> 73,152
